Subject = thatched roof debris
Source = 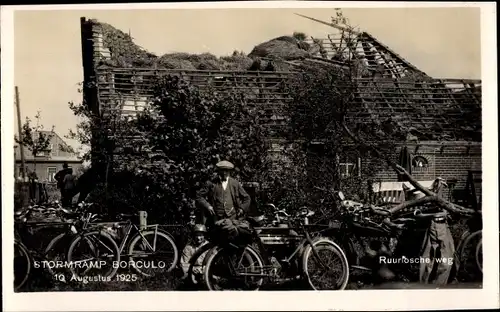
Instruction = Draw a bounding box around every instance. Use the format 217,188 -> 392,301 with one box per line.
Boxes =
248,35 -> 315,60
93,19 -> 293,71
83,17 -> 481,143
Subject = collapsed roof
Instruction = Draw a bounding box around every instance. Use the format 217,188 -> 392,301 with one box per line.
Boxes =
81,16 -> 481,142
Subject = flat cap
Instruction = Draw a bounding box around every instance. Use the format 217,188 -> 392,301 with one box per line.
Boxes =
216,160 -> 234,170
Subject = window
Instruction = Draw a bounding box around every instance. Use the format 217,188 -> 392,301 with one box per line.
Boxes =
47,167 -> 57,182
338,157 -> 362,178
412,155 -> 429,169
339,162 -> 355,178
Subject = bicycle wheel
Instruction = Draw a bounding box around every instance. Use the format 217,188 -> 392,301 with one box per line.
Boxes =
302,238 -> 349,290
203,245 -> 264,291
475,238 -> 483,274
14,241 -> 31,291
67,230 -> 120,280
128,230 -> 179,277
44,233 -> 71,279
458,229 -> 482,282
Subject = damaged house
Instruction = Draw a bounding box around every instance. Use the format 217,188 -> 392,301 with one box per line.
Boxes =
79,15 -> 481,209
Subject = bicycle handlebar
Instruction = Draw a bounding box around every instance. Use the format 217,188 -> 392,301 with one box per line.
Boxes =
276,209 -> 290,217
264,203 -> 278,210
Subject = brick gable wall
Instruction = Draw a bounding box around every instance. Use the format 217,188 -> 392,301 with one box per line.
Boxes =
363,141 -> 481,205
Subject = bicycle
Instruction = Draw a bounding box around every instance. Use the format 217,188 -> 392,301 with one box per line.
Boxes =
13,204 -> 95,291
456,228 -> 483,280
202,205 -> 349,291
475,237 -> 482,273
66,211 -> 179,280
185,213 -> 268,288
14,237 -> 31,291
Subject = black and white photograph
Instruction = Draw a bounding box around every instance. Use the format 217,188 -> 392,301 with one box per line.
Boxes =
1,2 -> 498,311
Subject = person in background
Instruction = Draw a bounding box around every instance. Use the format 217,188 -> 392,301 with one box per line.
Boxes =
195,160 -> 251,227
180,224 -> 209,284
28,171 -> 39,203
55,163 -> 69,201
61,167 -> 77,207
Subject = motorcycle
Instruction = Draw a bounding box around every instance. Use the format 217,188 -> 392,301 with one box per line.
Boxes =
201,203 -> 349,291
314,188 -> 418,282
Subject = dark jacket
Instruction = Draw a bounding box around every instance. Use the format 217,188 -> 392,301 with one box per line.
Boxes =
196,177 -> 251,220
54,169 -> 68,189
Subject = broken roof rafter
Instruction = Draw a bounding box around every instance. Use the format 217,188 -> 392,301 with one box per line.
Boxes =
295,13 -> 429,78
81,16 -> 481,142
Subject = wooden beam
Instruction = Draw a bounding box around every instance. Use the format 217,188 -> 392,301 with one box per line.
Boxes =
294,13 -> 361,35
360,32 -> 429,77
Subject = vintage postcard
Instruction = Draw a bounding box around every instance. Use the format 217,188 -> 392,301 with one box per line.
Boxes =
1,1 -> 498,311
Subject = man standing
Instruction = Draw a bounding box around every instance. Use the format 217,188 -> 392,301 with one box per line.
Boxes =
61,167 -> 77,207
196,160 -> 251,226
54,163 -> 69,201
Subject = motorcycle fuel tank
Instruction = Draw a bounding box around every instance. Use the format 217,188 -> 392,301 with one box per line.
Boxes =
256,227 -> 302,245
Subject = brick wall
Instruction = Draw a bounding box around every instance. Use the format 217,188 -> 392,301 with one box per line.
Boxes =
365,141 -> 482,204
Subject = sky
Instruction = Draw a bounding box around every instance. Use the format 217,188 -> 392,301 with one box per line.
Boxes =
12,7 -> 481,150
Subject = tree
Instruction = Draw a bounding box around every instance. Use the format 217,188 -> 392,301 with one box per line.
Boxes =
15,111 -> 55,177
261,10 -> 376,218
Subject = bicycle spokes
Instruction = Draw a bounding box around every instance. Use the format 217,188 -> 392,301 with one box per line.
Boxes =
129,232 -> 178,277
209,249 -> 261,290
70,235 -> 116,277
307,247 -> 345,289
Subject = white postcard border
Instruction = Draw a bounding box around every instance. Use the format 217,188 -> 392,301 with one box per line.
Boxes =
2,2 -> 498,311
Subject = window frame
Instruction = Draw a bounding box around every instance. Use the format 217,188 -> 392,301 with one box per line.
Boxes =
47,166 -> 58,183
411,155 -> 430,171
338,156 -> 362,178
